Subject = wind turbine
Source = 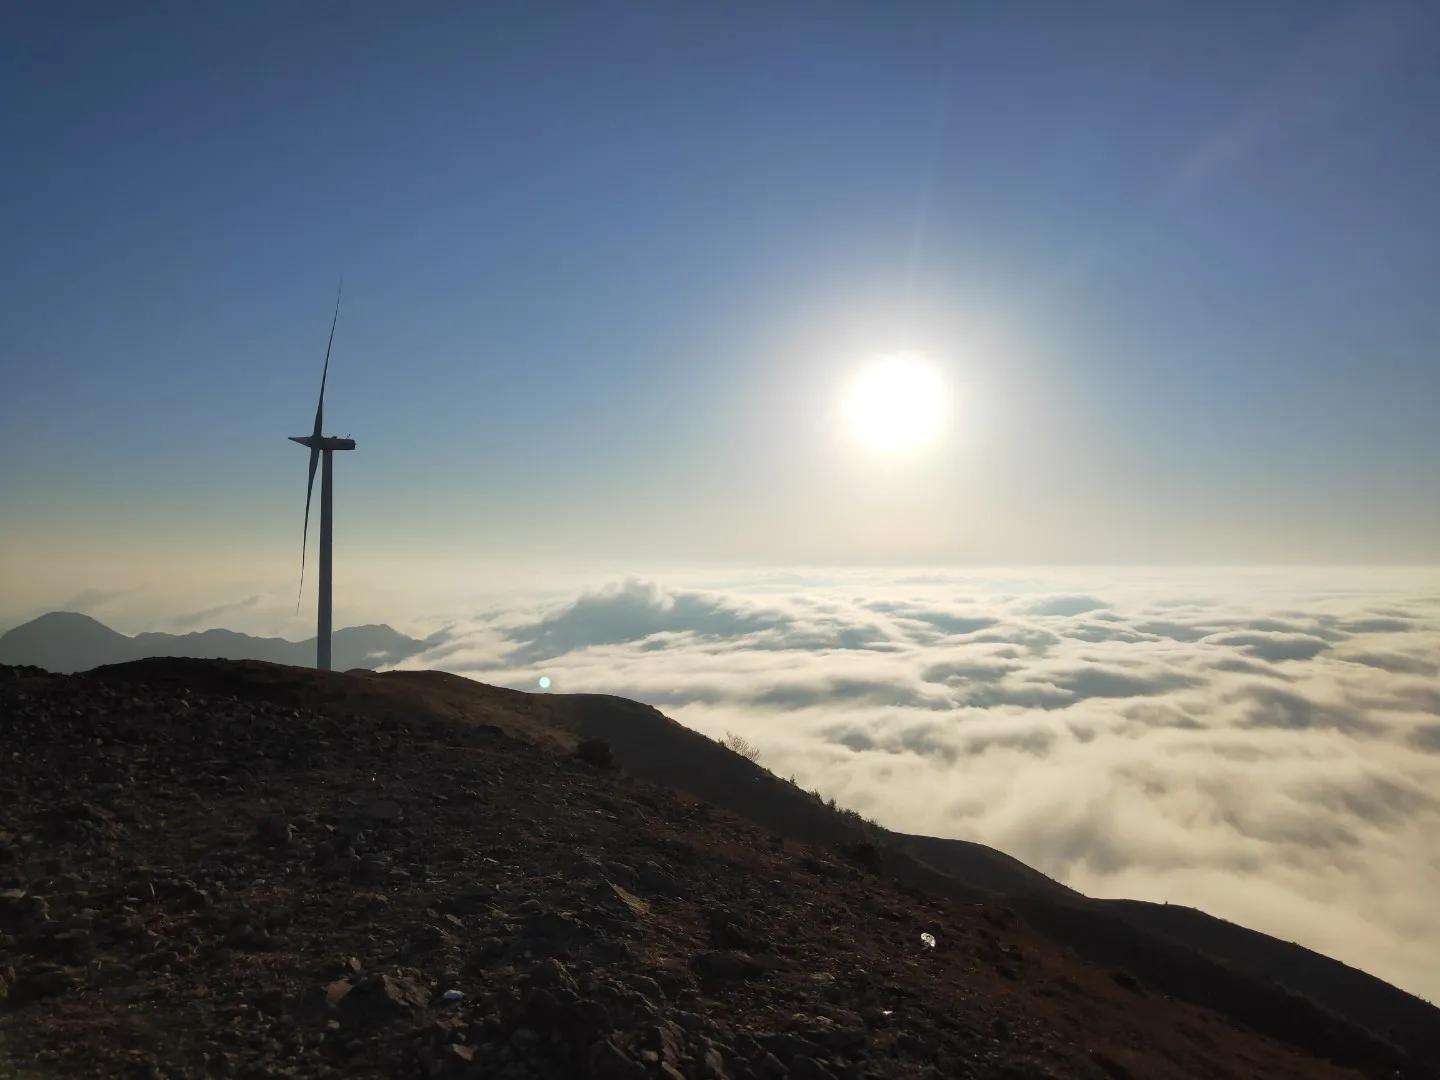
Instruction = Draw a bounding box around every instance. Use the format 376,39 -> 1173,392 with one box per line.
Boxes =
290,285 -> 356,671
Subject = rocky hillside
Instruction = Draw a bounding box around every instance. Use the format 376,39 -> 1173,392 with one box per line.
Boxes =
0,660 -> 1433,1078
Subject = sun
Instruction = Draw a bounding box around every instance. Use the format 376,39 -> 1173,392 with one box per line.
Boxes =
842,353 -> 948,453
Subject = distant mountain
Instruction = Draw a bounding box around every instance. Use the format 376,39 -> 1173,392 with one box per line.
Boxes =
0,612 -> 425,673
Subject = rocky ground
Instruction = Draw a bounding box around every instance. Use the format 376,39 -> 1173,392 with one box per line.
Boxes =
0,662 -> 1369,1078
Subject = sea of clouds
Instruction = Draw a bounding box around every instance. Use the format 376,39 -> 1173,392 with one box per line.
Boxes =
390,566 -> 1440,1002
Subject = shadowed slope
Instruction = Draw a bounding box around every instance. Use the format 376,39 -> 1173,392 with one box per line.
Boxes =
1101,899 -> 1440,1069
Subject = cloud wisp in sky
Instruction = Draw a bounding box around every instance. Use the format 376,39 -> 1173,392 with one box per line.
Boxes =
389,567 -> 1440,1003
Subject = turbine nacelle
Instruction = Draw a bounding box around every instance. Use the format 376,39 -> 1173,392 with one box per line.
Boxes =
289,435 -> 356,451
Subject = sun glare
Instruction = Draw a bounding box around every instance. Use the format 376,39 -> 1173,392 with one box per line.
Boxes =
843,354 -> 948,453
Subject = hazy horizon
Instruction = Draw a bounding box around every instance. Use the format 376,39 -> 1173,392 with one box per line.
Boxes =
6,559 -> 1439,641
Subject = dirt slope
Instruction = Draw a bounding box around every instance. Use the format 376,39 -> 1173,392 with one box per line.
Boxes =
0,660 -> 1426,1078
79,661 -> 1440,1072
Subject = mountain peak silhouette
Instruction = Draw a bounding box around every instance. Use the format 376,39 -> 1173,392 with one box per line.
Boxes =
0,612 -> 425,673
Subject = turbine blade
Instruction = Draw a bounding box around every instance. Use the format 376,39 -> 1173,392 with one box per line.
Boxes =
312,279 -> 343,438
296,446 -> 320,612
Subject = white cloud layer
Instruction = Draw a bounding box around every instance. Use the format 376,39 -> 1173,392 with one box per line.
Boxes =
391,567 -> 1440,1002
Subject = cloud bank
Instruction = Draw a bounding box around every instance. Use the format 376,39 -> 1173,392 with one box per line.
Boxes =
390,567 -> 1440,1003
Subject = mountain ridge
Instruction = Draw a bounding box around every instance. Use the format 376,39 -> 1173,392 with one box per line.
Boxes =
0,611 -> 426,673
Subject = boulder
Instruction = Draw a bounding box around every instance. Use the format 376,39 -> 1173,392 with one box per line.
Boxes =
338,972 -> 430,1025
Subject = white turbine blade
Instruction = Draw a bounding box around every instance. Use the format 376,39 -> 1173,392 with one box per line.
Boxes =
296,446 -> 320,612
312,279 -> 342,438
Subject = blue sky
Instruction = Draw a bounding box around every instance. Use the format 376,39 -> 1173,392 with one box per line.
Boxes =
3,1 -> 1439,616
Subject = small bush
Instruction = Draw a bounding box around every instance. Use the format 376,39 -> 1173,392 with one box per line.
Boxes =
719,731 -> 761,763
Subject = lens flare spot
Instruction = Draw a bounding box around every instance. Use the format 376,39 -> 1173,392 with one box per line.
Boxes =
538,675 -> 551,690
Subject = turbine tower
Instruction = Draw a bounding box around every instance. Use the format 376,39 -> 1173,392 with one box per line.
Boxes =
290,286 -> 355,671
